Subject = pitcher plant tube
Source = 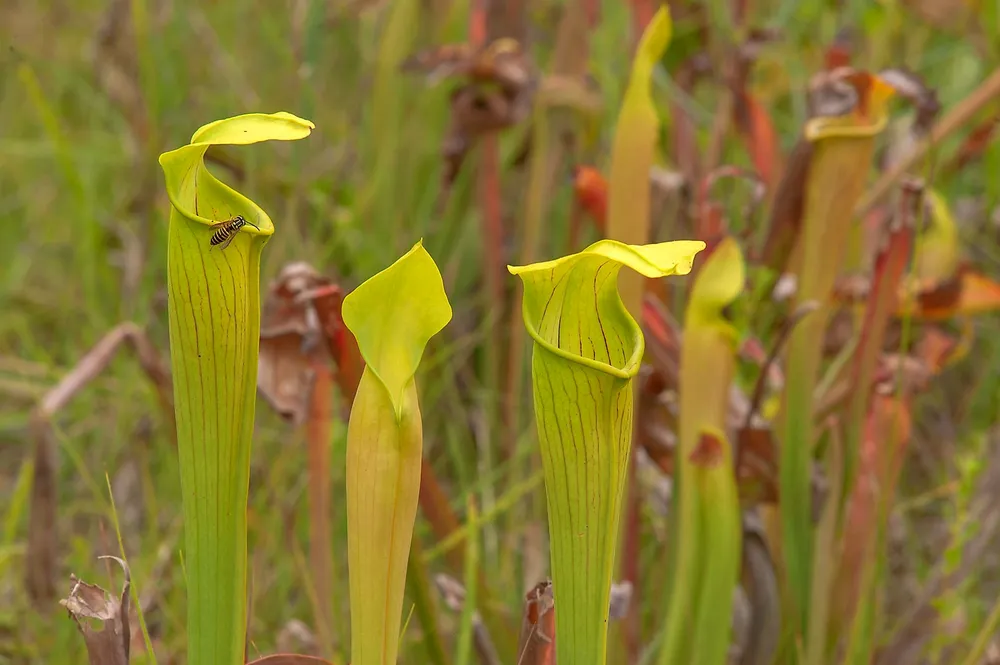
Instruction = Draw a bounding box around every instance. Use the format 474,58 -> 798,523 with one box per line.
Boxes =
778,71 -> 894,644
659,237 -> 745,665
159,111 -> 315,665
509,238 -> 705,665
342,240 -> 453,665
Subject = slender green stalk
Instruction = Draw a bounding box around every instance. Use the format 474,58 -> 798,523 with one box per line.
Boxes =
406,537 -> 452,665
805,431 -> 843,665
958,591 -> 1000,665
455,498 -> 479,665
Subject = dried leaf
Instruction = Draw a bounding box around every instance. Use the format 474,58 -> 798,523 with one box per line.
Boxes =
735,427 -> 780,504
670,53 -> 711,185
402,39 -> 533,91
904,266 -> 1000,320
879,67 -> 941,135
61,556 -> 132,665
517,581 -> 556,665
514,578 -> 633,664
405,38 -> 536,193
258,262 -> 353,423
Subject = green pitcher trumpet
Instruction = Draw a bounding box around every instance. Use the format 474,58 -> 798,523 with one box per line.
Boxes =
509,238 -> 705,665
159,111 -> 315,665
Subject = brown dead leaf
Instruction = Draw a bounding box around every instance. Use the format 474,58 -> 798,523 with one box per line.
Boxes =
404,38 -> 536,197
670,52 -> 711,185
735,427 -> 780,504
258,262 -> 352,423
514,578 -> 631,665
61,556 -> 131,665
903,265 -> 1000,320
879,67 -> 940,135
517,581 -> 555,665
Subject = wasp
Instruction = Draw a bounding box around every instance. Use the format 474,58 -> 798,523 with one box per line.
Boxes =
208,215 -> 259,251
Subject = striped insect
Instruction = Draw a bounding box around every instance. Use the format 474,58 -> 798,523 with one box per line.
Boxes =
208,214 -> 259,251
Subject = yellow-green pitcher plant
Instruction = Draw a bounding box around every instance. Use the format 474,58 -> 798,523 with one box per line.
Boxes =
509,238 -> 704,665
342,240 -> 452,665
159,111 -> 315,665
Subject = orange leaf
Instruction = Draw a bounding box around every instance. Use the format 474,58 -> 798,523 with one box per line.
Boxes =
914,326 -> 959,374
901,267 -> 1000,320
572,165 -> 608,232
733,92 -> 780,188
835,394 -> 912,623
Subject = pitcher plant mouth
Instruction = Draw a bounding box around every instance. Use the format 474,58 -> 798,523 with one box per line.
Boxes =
160,112 -> 316,239
804,70 -> 895,141
159,148 -> 274,238
509,238 -> 705,379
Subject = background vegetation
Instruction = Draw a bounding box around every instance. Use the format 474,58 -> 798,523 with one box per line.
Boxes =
2,0 -> 1000,663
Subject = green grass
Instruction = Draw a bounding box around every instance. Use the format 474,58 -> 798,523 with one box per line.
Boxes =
2,0 -> 1000,663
